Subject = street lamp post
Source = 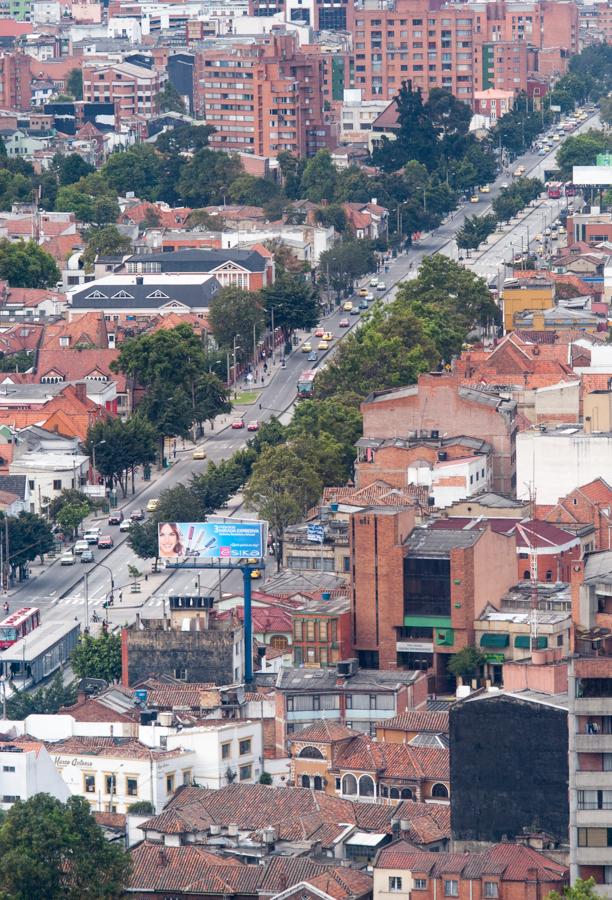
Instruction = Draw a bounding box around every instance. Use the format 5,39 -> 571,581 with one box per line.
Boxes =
232,336 -> 240,397
97,562 -> 115,624
270,307 -> 275,365
91,440 -> 106,486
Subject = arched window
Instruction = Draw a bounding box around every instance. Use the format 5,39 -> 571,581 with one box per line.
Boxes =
301,774 -> 310,788
359,775 -> 375,798
380,785 -> 389,797
545,570 -> 553,582
342,774 -> 357,796
314,775 -> 323,791
401,788 -> 414,800
432,783 -> 449,799
523,570 -> 530,580
298,746 -> 324,759
389,787 -> 400,799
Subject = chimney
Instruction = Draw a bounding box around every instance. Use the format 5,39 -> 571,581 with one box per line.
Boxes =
73,382 -> 87,403
158,849 -> 168,867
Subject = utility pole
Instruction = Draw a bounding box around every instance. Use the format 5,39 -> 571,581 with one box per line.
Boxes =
270,306 -> 275,364
4,517 -> 8,592
84,571 -> 89,630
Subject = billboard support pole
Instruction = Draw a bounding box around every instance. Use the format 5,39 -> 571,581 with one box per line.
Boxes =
242,567 -> 253,684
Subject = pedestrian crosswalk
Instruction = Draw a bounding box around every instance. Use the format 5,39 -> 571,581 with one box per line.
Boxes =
51,593 -> 168,608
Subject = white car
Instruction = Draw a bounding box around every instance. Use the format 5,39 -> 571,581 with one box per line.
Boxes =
60,552 -> 76,566
376,282 -> 387,291
119,519 -> 133,532
369,278 -> 379,287
83,528 -> 100,544
74,539 -> 89,555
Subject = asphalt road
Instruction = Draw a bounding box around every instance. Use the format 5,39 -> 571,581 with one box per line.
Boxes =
13,110 -> 600,635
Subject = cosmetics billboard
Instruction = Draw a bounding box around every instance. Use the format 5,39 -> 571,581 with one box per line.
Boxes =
158,519 -> 266,561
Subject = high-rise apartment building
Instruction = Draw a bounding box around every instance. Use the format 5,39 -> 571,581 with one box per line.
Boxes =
0,52 -> 31,110
82,61 -> 165,120
194,31 -> 331,157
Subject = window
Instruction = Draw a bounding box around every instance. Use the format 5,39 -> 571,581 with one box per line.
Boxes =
239,764 -> 252,781
298,746 -> 324,759
445,881 -> 459,897
104,774 -> 116,795
484,884 -> 498,898
173,667 -> 187,681
222,742 -> 231,759
2,766 -> 14,773
126,777 -> 138,797
342,774 -> 357,795
432,782 -> 449,798
389,878 -> 403,892
359,775 -> 375,797
415,880 -> 427,891
183,770 -> 192,785
239,738 -> 252,755
166,773 -> 175,794
53,480 -> 62,491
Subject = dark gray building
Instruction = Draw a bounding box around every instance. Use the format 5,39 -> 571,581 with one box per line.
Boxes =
450,689 -> 569,846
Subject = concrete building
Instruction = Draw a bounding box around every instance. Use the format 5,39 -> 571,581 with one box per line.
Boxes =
122,247 -> 275,291
360,375 -> 518,496
450,690 -> 569,845
502,277 -> 555,334
121,600 -> 244,687
0,739 -> 70,809
517,426 -> 612,506
194,31 -> 330,158
569,655 -> 612,892
82,61 -> 165,120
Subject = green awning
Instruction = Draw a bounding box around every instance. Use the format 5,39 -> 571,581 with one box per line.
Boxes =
515,635 -> 548,649
480,633 -> 509,648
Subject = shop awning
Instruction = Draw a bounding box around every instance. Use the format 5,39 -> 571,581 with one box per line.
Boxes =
480,633 -> 509,648
515,635 -> 548,649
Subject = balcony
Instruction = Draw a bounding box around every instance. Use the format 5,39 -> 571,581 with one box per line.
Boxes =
574,698 -> 612,716
575,846 -> 612,866
575,771 -> 612,788
576,807 -> 612,826
575,733 -> 612,752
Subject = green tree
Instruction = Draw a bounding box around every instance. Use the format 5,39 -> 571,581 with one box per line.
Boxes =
600,96 -> 612,127
6,672 -> 76,718
54,152 -> 94,186
71,632 -> 122,682
140,207 -> 161,231
155,482 -> 205,523
456,214 -> 497,251
101,145 -> 162,201
425,87 -> 471,140
56,501 -> 90,540
127,518 -> 160,571
300,150 -> 338,203
178,148 -> 243,207
228,174 -> 281,207
556,130 -> 612,179
547,879 -> 600,900
154,123 -> 214,154
86,416 -> 158,497
0,793 -> 130,899
155,80 -> 186,113
277,151 -> 306,200
4,512 -> 54,579
48,489 -> 91,522
193,371 -> 231,430
0,239 -> 59,288
287,399 -> 362,480
127,800 -> 155,814
318,239 -> 377,297
0,349 -> 33,372
447,646 -> 486,681
244,444 -> 322,569
81,225 -> 132,272
372,80 -> 438,172
207,286 -> 266,362
66,67 -> 83,100
261,270 -> 319,333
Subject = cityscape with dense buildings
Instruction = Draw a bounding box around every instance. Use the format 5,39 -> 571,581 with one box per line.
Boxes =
0,0 -> 610,895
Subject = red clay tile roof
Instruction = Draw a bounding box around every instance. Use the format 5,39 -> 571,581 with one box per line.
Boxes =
58,695 -> 138,724
41,233 -> 84,263
217,604 -> 292,633
129,843 -> 257,895
134,679 -> 217,710
377,710 -> 449,735
40,312 -> 108,350
332,736 -> 449,780
386,800 -> 450,846
93,811 -> 126,829
321,481 -> 423,508
44,736 -> 188,761
140,783 -> 399,845
289,721 -> 359,743
119,201 -> 192,229
36,349 -> 125,390
376,840 -> 567,882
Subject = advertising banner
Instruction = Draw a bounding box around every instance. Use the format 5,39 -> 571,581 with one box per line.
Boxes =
158,520 -> 266,560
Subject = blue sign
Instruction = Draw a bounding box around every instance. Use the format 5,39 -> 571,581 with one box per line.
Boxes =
307,524 -> 325,544
158,520 -> 266,561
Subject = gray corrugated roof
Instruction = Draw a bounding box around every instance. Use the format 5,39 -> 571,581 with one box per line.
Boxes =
467,491 -> 527,508
128,248 -> 268,273
0,475 -> 26,500
70,278 -> 220,310
404,526 -> 483,555
583,550 -> 612,585
276,666 -> 419,691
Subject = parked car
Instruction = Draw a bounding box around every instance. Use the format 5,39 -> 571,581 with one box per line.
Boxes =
130,508 -> 145,521
80,550 -> 94,563
74,539 -> 89,555
231,419 -> 245,430
146,498 -> 159,512
60,552 -> 76,566
192,447 -> 207,460
108,511 -> 123,526
83,528 -> 100,544
247,421 -> 259,432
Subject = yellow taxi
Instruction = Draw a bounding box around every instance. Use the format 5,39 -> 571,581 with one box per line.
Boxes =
146,498 -> 159,512
301,340 -> 312,353
251,568 -> 262,579
192,447 -> 207,460
343,300 -> 354,311
479,185 -> 490,193
318,340 -> 329,350
322,331 -> 333,341
470,195 -> 479,203
358,287 -> 368,297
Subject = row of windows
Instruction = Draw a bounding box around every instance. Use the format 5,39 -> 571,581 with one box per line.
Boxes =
294,646 -> 331,666
83,770 -> 190,797
220,738 -> 252,759
389,879 -> 497,897
294,618 -> 337,642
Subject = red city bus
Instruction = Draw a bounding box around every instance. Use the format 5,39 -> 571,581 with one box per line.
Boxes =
565,182 -> 577,197
547,181 -> 562,199
0,607 -> 40,649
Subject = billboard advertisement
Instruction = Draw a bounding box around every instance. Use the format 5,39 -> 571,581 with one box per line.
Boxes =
573,166 -> 612,186
158,520 -> 266,561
